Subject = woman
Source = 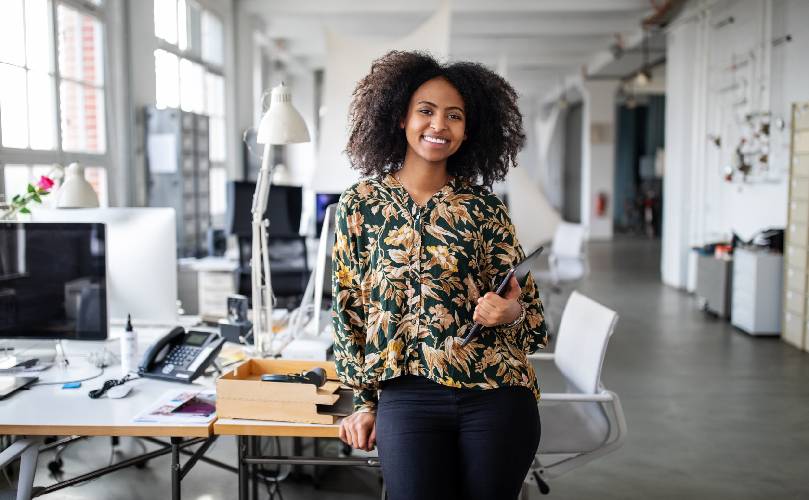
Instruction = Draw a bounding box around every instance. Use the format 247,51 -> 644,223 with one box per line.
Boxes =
332,50 -> 548,500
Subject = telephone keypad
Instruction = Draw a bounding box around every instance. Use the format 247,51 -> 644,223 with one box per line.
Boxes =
166,345 -> 201,369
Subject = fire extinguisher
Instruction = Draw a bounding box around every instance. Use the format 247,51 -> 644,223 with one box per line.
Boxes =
596,192 -> 608,217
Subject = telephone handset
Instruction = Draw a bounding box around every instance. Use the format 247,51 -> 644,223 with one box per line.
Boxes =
138,327 -> 225,383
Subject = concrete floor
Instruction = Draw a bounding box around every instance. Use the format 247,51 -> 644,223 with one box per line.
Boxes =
11,236 -> 809,499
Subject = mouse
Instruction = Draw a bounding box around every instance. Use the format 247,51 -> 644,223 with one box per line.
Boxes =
107,385 -> 133,399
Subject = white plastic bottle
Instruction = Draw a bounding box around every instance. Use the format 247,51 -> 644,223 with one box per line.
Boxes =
120,314 -> 139,375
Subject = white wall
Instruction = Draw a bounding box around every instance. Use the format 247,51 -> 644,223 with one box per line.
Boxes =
662,0 -> 809,288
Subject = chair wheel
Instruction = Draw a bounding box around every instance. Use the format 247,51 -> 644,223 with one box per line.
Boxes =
47,458 -> 63,474
135,460 -> 149,469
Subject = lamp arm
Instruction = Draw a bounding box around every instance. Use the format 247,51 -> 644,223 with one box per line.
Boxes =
251,143 -> 276,355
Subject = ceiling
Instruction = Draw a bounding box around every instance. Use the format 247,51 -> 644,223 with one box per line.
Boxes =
240,0 -> 665,101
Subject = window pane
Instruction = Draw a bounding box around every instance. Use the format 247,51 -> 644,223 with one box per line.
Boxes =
209,116 -> 225,163
25,0 -> 53,72
58,5 -> 104,86
0,0 -> 25,66
60,81 -> 106,153
84,166 -> 108,207
0,63 -> 29,148
201,11 -> 223,66
209,166 -> 226,216
205,72 -> 224,117
177,0 -> 189,52
154,0 -> 177,46
28,71 -> 57,150
2,165 -> 31,199
155,49 -> 179,109
180,58 -> 204,113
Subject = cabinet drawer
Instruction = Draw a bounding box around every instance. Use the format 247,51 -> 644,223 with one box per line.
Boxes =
790,199 -> 809,224
732,285 -> 754,308
791,177 -> 809,201
785,266 -> 807,293
797,130 -> 809,154
789,222 -> 809,246
794,154 -> 809,178
796,104 -> 809,130
786,290 -> 805,316
786,246 -> 808,270
782,312 -> 804,349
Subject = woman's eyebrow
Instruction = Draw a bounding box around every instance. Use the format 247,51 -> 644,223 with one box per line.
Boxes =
417,100 -> 465,113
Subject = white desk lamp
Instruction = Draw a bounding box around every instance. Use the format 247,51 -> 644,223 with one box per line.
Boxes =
57,163 -> 99,208
251,83 -> 310,356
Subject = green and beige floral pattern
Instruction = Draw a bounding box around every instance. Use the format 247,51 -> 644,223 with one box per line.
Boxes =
332,174 -> 548,412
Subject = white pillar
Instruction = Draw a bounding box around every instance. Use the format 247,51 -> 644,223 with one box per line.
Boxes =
581,80 -> 619,240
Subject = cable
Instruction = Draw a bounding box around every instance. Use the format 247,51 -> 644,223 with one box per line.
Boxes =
32,367 -> 105,386
88,374 -> 137,399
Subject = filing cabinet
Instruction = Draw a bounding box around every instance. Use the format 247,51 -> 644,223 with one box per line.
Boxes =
730,248 -> 782,335
783,102 -> 809,350
145,107 -> 211,257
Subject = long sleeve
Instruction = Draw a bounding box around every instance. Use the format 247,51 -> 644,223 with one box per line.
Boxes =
481,198 -> 548,354
331,194 -> 378,412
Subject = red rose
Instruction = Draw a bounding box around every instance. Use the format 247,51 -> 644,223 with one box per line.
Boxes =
37,176 -> 54,191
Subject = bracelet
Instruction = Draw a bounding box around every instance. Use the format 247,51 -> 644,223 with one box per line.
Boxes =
502,303 -> 526,329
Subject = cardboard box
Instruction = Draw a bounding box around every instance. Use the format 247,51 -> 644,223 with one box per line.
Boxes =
216,358 -> 349,424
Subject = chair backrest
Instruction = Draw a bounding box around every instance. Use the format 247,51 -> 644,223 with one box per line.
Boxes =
552,222 -> 585,259
553,291 -> 618,394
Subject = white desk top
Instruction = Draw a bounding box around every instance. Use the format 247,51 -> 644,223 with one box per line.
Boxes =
0,325 -> 216,438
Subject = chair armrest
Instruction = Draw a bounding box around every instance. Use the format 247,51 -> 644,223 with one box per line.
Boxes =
527,353 -> 555,361
539,391 -> 614,402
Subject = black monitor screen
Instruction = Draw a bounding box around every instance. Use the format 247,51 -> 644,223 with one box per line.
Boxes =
0,222 -> 107,340
226,182 -> 303,238
316,193 -> 341,235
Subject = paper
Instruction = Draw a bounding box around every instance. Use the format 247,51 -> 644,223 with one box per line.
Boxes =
147,134 -> 177,173
134,389 -> 216,424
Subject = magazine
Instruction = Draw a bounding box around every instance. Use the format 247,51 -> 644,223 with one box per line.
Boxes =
133,389 -> 217,424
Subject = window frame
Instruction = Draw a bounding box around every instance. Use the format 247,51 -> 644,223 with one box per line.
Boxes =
0,0 -> 112,196
153,0 -> 227,218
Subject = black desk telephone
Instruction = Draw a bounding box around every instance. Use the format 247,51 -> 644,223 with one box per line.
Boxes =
139,327 -> 225,383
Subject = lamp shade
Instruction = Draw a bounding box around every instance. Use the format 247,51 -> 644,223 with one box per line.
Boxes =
256,83 -> 311,145
57,163 -> 99,208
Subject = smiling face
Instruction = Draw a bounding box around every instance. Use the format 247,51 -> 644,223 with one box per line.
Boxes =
400,77 -> 466,168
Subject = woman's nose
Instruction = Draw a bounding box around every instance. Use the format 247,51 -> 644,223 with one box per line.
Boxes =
430,116 -> 447,131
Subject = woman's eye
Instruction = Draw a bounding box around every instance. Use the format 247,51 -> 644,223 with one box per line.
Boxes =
449,114 -> 463,120
418,109 -> 432,115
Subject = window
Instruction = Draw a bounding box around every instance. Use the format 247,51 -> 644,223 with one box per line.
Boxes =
0,0 -> 109,205
153,0 -> 226,218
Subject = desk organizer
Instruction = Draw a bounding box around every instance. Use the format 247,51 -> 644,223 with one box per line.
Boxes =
216,359 -> 347,424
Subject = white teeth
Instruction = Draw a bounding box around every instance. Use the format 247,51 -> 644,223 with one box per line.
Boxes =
423,136 -> 447,144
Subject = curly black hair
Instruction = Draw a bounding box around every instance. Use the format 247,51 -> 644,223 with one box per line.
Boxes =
346,50 -> 525,188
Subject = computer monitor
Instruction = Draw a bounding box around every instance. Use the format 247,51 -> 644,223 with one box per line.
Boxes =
0,222 -> 107,340
311,203 -> 337,335
225,181 -> 303,238
315,193 -> 341,235
32,209 -> 178,326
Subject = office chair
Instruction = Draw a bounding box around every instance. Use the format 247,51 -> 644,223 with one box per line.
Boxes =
533,222 -> 588,329
522,291 -> 626,496
0,437 -> 41,500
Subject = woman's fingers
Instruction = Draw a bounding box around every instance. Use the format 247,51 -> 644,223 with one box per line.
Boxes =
369,423 -> 377,450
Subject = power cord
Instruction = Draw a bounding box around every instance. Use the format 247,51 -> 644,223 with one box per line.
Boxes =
88,374 -> 137,399
32,367 -> 105,387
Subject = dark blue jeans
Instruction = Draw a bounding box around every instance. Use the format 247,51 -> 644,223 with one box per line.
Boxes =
376,375 -> 540,500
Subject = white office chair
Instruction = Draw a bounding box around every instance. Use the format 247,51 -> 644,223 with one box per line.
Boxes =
535,222 -> 588,287
0,438 -> 41,500
522,291 -> 627,496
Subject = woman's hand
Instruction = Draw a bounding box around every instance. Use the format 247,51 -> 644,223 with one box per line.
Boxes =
339,411 -> 377,451
473,275 -> 522,327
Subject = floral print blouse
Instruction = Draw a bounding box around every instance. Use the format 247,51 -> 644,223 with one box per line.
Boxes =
331,174 -> 548,413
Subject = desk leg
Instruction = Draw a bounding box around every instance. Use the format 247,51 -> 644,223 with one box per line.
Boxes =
250,436 -> 259,500
171,437 -> 182,500
238,436 -> 248,500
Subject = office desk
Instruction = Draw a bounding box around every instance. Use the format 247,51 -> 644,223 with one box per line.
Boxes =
214,418 -> 381,500
0,327 -> 217,500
